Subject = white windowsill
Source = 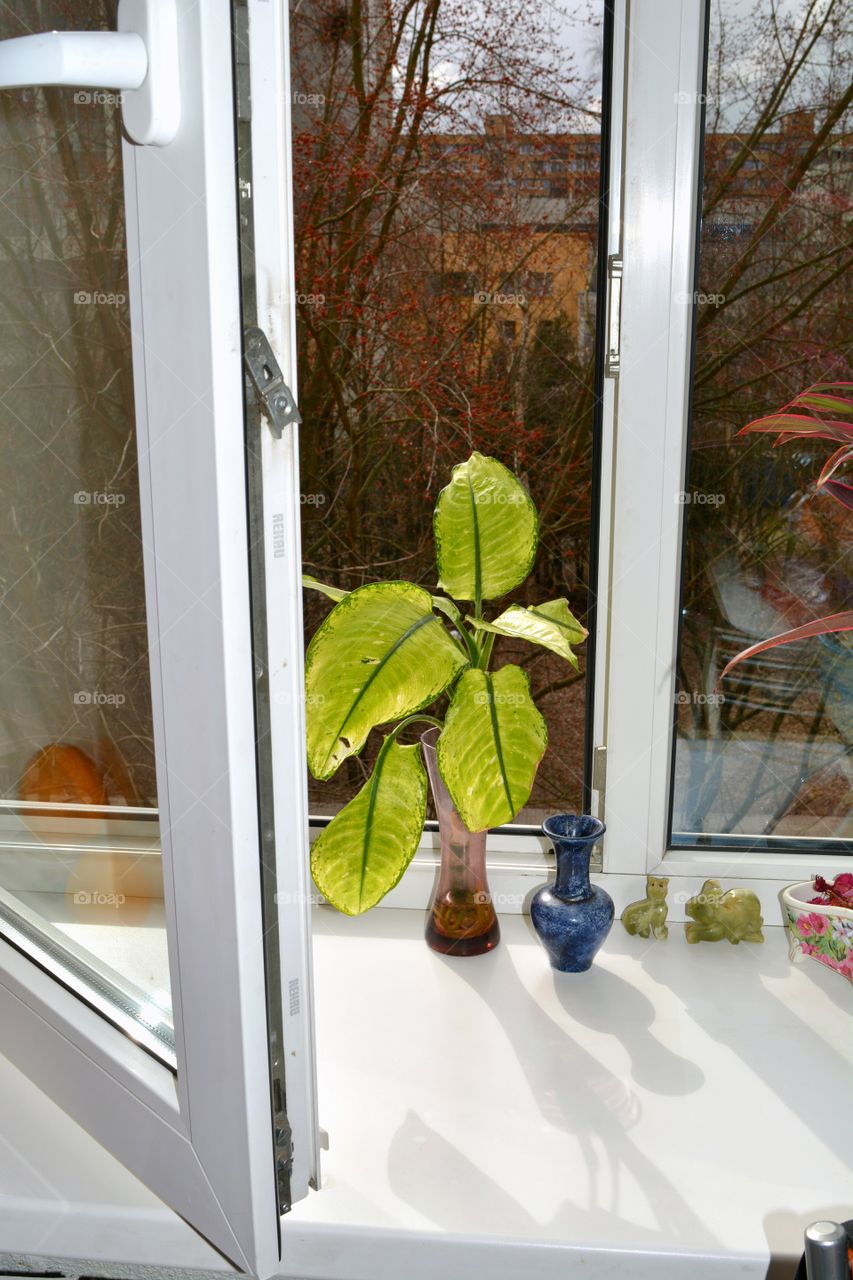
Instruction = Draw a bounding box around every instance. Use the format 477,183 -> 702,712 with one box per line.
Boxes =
1,907 -> 851,1277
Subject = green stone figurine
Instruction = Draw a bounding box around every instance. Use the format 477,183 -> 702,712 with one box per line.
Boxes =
684,879 -> 764,944
621,875 -> 670,940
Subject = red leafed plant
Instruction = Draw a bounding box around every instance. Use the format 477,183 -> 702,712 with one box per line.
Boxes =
809,873 -> 853,910
720,382 -> 853,681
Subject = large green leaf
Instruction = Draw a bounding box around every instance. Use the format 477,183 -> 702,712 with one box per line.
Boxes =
433,452 -> 539,603
305,580 -> 467,780
311,738 -> 427,914
468,599 -> 587,668
437,665 -> 547,830
304,573 -> 459,624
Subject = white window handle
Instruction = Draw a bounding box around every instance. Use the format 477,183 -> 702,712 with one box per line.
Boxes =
0,0 -> 180,146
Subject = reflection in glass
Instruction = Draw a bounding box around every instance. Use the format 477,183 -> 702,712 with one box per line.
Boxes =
0,2 -> 172,1060
292,0 -> 606,824
672,0 -> 852,847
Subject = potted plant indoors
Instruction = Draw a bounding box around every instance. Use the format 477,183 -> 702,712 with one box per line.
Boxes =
303,452 -> 587,954
720,382 -> 853,679
720,384 -> 853,973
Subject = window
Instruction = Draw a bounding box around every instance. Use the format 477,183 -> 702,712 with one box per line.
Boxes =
0,3 -> 317,1271
0,29 -> 170,1057
672,0 -> 852,852
601,0 -> 852,904
290,0 -> 609,835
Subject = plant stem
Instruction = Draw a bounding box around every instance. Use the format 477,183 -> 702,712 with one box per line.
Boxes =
457,622 -> 481,667
387,713 -> 444,746
477,630 -> 496,670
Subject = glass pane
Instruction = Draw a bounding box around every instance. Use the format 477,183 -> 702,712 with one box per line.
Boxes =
0,3 -> 173,1061
672,0 -> 852,849
292,0 -> 607,826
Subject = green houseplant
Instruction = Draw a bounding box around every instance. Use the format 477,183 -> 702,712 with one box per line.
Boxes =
303,452 -> 586,924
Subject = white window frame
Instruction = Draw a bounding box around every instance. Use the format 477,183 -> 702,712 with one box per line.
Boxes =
352,0 -> 853,915
599,0 -> 853,912
300,0 -> 853,919
0,1 -> 317,1272
299,0 -> 627,897
243,0 -> 321,1200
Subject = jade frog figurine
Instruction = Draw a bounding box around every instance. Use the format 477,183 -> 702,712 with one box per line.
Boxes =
621,875 -> 670,940
684,879 -> 764,945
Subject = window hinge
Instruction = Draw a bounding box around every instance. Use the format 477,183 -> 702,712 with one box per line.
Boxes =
244,327 -> 301,438
270,1055 -> 293,1213
274,1107 -> 294,1214
604,255 -> 622,378
592,744 -> 607,793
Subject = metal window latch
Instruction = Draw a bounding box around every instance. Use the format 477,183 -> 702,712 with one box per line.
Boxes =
605,255 -> 623,378
244,327 -> 301,438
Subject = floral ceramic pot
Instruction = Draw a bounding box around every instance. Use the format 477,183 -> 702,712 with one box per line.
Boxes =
782,881 -> 853,984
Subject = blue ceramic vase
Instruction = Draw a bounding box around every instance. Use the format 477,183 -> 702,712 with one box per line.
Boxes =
532,814 -> 613,972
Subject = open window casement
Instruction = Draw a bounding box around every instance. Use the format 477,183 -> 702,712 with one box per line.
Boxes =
0,1 -> 317,1273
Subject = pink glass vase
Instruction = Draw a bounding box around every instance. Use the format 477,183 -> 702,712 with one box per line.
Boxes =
421,728 -> 500,956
